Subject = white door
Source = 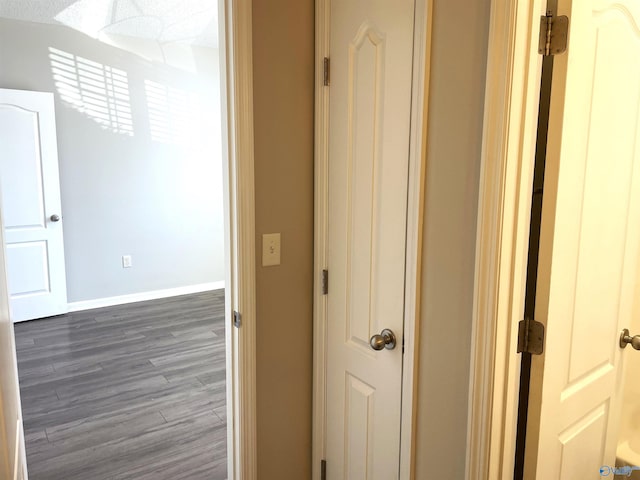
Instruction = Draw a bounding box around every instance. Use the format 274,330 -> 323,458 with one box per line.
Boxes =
326,0 -> 415,478
526,1 -> 640,477
0,89 -> 68,322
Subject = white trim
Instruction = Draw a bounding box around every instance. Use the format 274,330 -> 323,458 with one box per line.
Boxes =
12,419 -> 20,480
219,0 -> 257,479
0,397 -> 6,480
465,0 -> 546,478
66,282 -> 225,312
399,0 -> 432,477
13,418 -> 25,480
311,0 -> 330,477
311,1 -> 431,478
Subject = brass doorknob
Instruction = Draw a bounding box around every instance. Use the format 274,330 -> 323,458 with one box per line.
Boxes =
620,329 -> 640,350
370,329 -> 397,351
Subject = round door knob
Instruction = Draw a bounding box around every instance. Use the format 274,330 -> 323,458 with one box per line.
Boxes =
620,329 -> 640,350
370,329 -> 397,351
50,214 -> 60,222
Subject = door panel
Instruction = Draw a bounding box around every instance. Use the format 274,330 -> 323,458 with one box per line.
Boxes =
0,89 -> 68,322
7,242 -> 51,297
345,373 -> 376,477
345,23 -> 384,352
1,107 -> 46,229
527,0 -> 640,477
326,0 -> 415,478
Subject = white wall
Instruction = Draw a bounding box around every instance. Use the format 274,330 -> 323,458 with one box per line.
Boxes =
0,18 -> 225,303
415,0 -> 491,477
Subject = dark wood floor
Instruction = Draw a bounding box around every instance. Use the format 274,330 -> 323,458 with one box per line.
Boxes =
14,290 -> 227,480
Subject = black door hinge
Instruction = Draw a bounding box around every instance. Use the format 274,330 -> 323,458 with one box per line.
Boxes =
517,318 -> 544,355
538,14 -> 569,56
322,269 -> 329,295
323,57 -> 330,86
321,459 -> 327,480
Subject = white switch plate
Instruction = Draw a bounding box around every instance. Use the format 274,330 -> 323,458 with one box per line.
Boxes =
122,255 -> 133,268
262,233 -> 281,267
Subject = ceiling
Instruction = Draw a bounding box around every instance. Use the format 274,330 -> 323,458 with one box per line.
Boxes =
0,0 -> 218,47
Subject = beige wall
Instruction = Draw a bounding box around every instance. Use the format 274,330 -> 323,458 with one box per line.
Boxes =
252,0 -> 315,479
415,0 -> 491,478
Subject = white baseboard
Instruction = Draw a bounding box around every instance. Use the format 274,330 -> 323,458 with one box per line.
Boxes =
67,281 -> 225,313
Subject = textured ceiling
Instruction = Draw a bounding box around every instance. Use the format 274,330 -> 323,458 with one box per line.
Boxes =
0,0 -> 218,46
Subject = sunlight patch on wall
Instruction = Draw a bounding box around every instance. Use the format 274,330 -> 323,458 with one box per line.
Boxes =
145,80 -> 198,145
49,47 -> 134,135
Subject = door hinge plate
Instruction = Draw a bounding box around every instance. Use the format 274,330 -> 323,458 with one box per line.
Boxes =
322,269 -> 329,295
323,57 -> 330,86
517,318 -> 544,355
233,310 -> 242,328
321,459 -> 327,480
538,15 -> 569,56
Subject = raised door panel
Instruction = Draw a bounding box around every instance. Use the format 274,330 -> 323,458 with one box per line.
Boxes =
345,374 -> 376,479
346,23 -> 384,352
0,106 -> 46,230
6,242 -> 51,297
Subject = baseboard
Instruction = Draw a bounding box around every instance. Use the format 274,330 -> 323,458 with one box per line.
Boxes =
67,281 -> 225,313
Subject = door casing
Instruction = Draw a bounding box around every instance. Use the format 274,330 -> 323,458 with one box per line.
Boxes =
219,0 -> 258,478
465,0 -> 550,478
312,0 -> 432,478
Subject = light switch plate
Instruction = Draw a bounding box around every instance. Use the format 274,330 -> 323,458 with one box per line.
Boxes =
262,233 -> 281,266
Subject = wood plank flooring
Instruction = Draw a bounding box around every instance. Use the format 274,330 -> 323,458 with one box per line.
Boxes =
14,290 -> 227,480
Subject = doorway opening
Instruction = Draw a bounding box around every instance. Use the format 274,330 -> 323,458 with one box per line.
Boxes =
312,0 -> 430,478
0,2 -> 251,478
466,0 -> 640,477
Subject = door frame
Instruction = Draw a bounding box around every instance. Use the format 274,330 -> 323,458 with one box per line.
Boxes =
312,0 -> 433,477
219,0 -> 258,478
464,0 -> 547,478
